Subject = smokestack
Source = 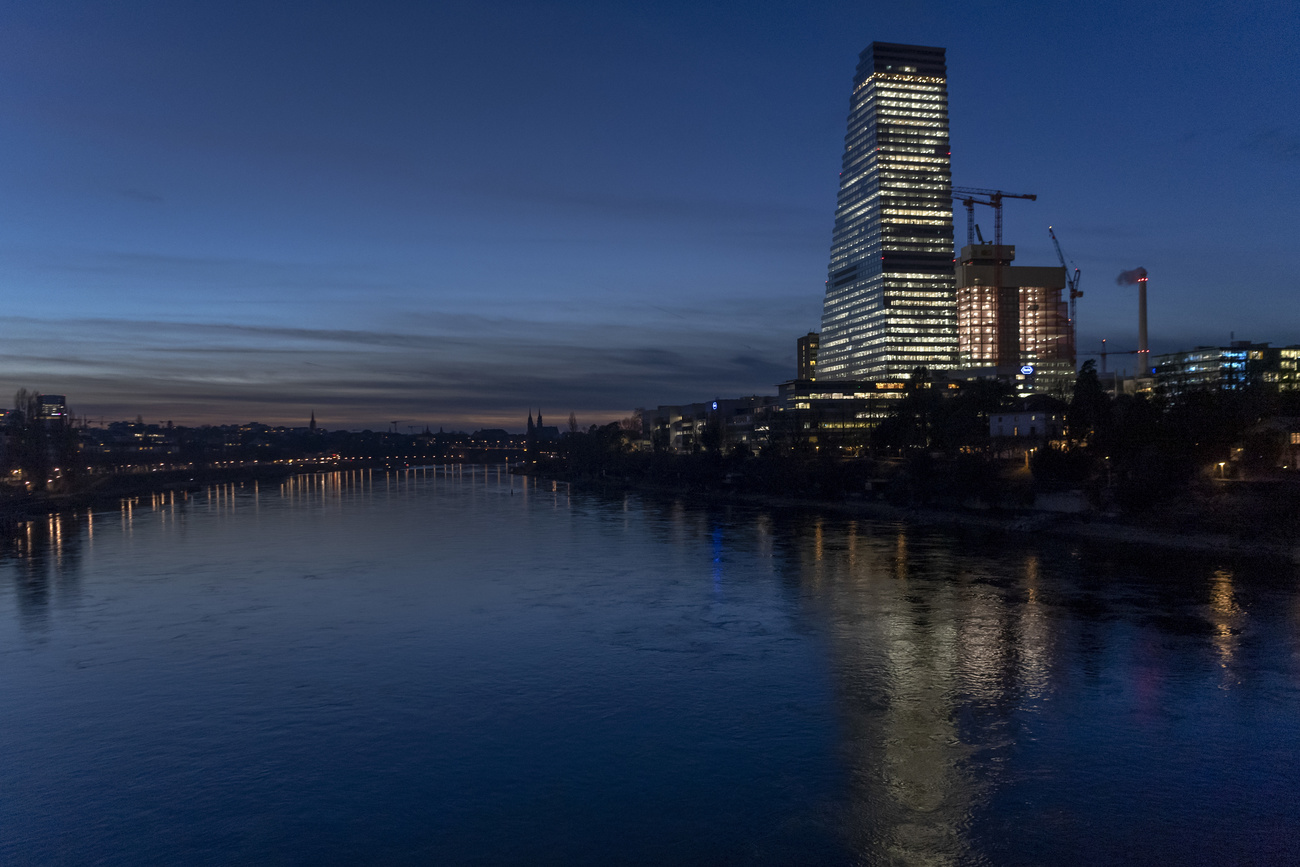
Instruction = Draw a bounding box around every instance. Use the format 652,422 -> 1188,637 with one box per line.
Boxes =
1117,267 -> 1150,370
1137,276 -> 1148,361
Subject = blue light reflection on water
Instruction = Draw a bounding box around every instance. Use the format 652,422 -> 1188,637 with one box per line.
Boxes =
1,467 -> 1299,865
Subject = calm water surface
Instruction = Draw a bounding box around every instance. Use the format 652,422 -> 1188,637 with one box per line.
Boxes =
3,467 -> 1299,865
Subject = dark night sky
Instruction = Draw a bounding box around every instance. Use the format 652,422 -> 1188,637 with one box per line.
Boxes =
2,1 -> 1296,429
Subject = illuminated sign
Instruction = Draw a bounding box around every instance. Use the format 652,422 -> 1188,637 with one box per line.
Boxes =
1020,365 -> 1035,375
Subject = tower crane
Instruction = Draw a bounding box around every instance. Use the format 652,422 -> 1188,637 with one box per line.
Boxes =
948,188 -> 1038,370
950,187 -> 1037,246
1048,226 -> 1083,326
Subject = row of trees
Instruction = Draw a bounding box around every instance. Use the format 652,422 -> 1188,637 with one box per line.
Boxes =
1051,360 -> 1295,509
542,363 -> 1299,518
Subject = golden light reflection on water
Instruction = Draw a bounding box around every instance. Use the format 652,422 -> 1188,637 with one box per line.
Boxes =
804,518 -> 826,588
1016,554 -> 1050,698
1208,569 -> 1242,676
810,524 -> 981,865
789,520 -> 1299,863
893,530 -> 908,583
51,514 -> 63,566
802,527 -> 1138,864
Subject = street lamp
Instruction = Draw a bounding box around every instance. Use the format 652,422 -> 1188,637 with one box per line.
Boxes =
1218,461 -> 1226,479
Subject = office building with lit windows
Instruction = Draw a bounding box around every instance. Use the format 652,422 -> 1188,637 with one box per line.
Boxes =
1276,347 -> 1300,391
954,243 -> 1073,395
37,394 -> 68,422
819,42 -> 956,381
1155,341 -> 1297,398
797,332 -> 819,380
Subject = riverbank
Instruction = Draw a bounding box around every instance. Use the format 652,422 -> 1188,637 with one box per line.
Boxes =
8,460 -> 1295,563
0,460 -> 515,528
0,464 -> 301,526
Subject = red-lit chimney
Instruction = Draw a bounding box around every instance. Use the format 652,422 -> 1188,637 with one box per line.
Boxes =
1137,276 -> 1149,363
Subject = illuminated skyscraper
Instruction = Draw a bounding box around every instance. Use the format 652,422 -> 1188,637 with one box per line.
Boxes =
819,43 -> 956,380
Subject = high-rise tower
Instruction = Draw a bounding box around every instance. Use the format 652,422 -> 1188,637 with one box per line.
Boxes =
819,43 -> 956,380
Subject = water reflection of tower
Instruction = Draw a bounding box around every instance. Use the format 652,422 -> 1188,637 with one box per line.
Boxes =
784,521 -> 1056,862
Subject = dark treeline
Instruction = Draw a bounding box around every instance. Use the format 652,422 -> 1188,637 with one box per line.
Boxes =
536,363 -> 1300,541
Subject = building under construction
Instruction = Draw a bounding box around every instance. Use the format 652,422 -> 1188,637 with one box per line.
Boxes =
954,243 -> 1074,395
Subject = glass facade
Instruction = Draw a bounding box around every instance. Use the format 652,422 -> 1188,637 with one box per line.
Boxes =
1152,342 -> 1300,397
819,43 -> 956,381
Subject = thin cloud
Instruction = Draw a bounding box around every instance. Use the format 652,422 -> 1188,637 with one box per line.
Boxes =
0,313 -> 795,429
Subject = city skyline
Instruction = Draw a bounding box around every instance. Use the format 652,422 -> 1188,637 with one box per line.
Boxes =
2,1 -> 1297,428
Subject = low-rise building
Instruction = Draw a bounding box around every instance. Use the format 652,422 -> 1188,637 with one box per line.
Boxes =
642,377 -> 960,455
1155,341 -> 1300,398
755,378 -> 936,453
640,396 -> 778,454
989,411 -> 1064,439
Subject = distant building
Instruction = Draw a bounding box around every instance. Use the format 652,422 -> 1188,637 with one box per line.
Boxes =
641,377 -> 961,455
534,411 -> 559,441
525,410 -> 560,462
471,429 -> 516,448
38,394 -> 68,422
641,396 -> 779,454
755,378 -> 939,452
818,42 -> 956,380
81,421 -> 180,459
797,333 -> 819,381
1276,347 -> 1300,391
1154,341 -> 1294,398
954,244 -> 1073,395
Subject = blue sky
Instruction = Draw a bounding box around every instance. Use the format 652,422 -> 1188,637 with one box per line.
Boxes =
2,0 -> 1296,429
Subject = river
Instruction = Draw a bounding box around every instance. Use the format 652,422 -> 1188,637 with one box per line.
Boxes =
2,467 -> 1298,864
